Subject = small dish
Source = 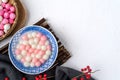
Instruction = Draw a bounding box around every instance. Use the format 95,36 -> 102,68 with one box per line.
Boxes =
0,0 -> 19,40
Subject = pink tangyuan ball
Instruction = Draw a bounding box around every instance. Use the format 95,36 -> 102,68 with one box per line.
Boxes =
4,12 -> 9,18
25,45 -> 31,51
1,3 -> 6,8
39,40 -> 45,45
21,34 -> 28,40
9,12 -> 16,19
2,18 -> 8,24
39,50 -> 45,56
39,59 -> 46,64
21,58 -> 26,63
0,10 -> 4,16
26,52 -> 31,56
28,48 -> 35,53
19,44 -> 26,50
34,49 -> 40,54
10,6 -> 15,12
32,58 -> 38,63
47,45 -> 52,50
9,19 -> 14,24
0,24 -> 4,29
35,61 -> 41,67
41,35 -> 47,41
5,3 -> 11,10
15,49 -> 21,55
36,32 -> 42,38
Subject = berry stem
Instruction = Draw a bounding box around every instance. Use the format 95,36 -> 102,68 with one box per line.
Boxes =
71,73 -> 85,80
46,76 -> 55,79
91,70 -> 100,73
71,69 -> 100,80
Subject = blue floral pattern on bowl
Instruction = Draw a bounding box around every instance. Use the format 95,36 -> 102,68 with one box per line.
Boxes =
8,25 -> 58,75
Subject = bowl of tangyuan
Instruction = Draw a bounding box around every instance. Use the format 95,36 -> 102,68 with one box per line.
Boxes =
8,25 -> 58,75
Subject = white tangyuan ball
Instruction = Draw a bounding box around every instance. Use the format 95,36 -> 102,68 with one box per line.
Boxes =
36,54 -> 41,59
30,62 -> 35,67
0,0 -> 2,5
31,53 -> 35,58
2,0 -> 8,3
22,41 -> 28,45
32,32 -> 37,37
0,6 -> 3,10
16,54 -> 22,61
34,38 -> 39,44
41,46 -> 46,51
25,56 -> 32,62
29,39 -> 34,45
27,33 -> 33,39
21,50 -> 27,56
42,55 -> 49,60
19,40 -> 23,44
16,44 -> 20,49
31,44 -> 37,49
4,24 -> 10,30
46,50 -> 52,56
4,29 -> 7,33
45,40 -> 49,45
37,45 -> 41,49
23,62 -> 30,67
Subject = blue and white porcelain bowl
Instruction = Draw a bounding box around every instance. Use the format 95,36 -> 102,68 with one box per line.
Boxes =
8,25 -> 58,75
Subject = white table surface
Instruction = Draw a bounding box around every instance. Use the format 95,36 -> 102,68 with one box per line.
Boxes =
1,0 -> 120,80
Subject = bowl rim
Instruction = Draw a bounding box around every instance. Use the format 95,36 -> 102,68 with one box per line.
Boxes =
8,25 -> 58,75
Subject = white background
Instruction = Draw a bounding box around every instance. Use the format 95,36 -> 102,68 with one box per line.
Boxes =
4,0 -> 120,80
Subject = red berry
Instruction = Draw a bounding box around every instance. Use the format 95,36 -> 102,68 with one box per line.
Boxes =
22,77 -> 26,80
44,74 -> 47,77
39,75 -> 42,78
72,78 -> 77,80
4,77 -> 9,80
83,68 -> 87,71
87,66 -> 90,69
86,74 -> 91,79
81,69 -> 84,71
80,77 -> 84,80
43,78 -> 47,80
35,77 -> 39,80
88,69 -> 92,72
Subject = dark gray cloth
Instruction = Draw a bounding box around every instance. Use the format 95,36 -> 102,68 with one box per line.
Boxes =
0,54 -> 95,80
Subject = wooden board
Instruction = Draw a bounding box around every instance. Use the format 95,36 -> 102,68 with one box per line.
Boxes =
0,18 -> 71,66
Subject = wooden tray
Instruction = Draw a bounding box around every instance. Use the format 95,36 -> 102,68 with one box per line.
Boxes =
0,0 -> 27,40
